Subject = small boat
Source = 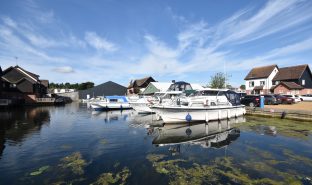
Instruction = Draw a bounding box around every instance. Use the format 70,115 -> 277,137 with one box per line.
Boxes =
130,91 -> 183,114
151,90 -> 246,123
130,81 -> 197,114
90,96 -> 132,111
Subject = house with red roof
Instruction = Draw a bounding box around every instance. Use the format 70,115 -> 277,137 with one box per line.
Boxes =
245,64 -> 312,95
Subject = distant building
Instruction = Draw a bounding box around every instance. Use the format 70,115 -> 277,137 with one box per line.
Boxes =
0,65 -> 49,103
272,64 -> 312,95
244,65 -> 278,95
53,89 -> 75,94
79,81 -> 127,99
245,64 -> 312,95
141,82 -> 172,95
127,76 -> 156,95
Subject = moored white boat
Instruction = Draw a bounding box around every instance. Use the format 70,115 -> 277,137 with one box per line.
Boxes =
90,96 -> 132,111
151,90 -> 246,123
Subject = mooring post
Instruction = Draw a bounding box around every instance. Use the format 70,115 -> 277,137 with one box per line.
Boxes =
260,96 -> 264,109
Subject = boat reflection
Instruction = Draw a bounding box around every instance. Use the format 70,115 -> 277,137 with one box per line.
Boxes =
91,109 -> 133,123
0,107 -> 50,157
151,117 -> 245,151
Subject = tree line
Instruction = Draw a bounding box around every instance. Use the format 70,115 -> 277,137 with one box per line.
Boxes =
49,82 -> 95,90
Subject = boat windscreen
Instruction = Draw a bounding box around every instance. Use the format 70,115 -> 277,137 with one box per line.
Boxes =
224,91 -> 241,106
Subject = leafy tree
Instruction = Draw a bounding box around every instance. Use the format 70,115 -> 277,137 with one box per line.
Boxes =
240,85 -> 246,90
209,72 -> 228,89
48,82 -> 95,90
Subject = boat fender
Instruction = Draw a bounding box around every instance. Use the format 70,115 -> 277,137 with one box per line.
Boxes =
186,128 -> 192,136
185,113 -> 192,122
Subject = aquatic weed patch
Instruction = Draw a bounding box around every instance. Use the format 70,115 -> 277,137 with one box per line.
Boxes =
59,152 -> 87,175
91,167 -> 131,185
146,153 -> 309,185
29,165 -> 50,176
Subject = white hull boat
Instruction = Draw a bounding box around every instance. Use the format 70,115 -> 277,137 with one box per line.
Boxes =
151,105 -> 245,123
129,91 -> 183,114
90,96 -> 132,111
151,90 -> 246,123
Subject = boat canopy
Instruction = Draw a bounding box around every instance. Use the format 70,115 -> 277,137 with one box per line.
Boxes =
167,81 -> 192,92
106,96 -> 128,102
222,90 -> 241,106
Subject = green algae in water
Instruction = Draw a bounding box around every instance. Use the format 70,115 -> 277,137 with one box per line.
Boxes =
113,162 -> 120,168
59,152 -> 87,175
146,154 -> 167,162
91,167 -> 131,185
146,153 -> 308,185
240,116 -> 312,140
30,165 -> 50,176
99,139 -> 108,145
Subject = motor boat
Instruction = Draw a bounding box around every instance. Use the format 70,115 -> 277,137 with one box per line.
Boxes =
151,90 -> 246,123
90,96 -> 132,111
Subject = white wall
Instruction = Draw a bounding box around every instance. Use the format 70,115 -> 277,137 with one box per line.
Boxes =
245,67 -> 279,92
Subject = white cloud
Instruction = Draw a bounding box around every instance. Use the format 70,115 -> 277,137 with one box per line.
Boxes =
52,66 -> 74,73
85,32 -> 118,52
2,17 -> 17,28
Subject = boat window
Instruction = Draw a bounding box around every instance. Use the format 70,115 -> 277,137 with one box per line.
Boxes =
224,91 -> 241,106
110,99 -> 118,102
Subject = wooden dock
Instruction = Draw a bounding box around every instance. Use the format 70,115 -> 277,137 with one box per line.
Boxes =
246,107 -> 312,121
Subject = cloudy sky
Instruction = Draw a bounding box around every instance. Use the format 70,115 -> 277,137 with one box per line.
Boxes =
1,0 -> 312,87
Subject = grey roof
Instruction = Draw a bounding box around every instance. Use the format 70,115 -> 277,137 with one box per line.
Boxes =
78,81 -> 127,99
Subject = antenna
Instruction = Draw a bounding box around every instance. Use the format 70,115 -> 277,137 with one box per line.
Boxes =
15,56 -> 18,66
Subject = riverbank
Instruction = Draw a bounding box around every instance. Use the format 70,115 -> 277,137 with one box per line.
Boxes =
246,103 -> 312,121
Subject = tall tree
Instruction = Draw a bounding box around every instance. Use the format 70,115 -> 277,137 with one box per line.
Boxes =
209,72 -> 228,89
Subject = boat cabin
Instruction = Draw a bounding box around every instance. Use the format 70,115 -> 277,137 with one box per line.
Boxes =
105,96 -> 128,103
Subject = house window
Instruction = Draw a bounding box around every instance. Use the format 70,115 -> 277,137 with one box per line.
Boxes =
249,81 -> 254,87
260,81 -> 265,86
302,79 -> 305,86
274,81 -> 279,85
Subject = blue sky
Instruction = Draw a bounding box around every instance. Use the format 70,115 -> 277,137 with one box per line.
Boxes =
1,0 -> 312,87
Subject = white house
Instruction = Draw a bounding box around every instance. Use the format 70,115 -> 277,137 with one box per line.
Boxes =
244,65 -> 279,95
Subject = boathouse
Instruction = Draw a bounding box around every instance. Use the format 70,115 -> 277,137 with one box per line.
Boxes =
0,65 -> 49,103
78,81 -> 127,99
127,76 -> 156,95
141,82 -> 172,95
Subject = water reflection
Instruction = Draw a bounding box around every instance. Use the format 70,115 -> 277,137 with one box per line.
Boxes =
91,110 -> 133,123
0,107 -> 50,157
151,117 -> 245,150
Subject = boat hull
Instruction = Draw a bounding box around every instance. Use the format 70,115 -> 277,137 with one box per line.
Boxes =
151,105 -> 246,123
130,102 -> 154,114
91,103 -> 132,111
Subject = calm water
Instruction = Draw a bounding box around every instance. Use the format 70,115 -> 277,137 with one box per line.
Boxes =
0,103 -> 312,185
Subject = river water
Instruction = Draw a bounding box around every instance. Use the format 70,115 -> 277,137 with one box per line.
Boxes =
0,103 -> 312,185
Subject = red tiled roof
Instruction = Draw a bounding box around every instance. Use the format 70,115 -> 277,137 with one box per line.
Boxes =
244,65 -> 277,80
273,64 -> 309,81
275,81 -> 303,90
128,76 -> 155,88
